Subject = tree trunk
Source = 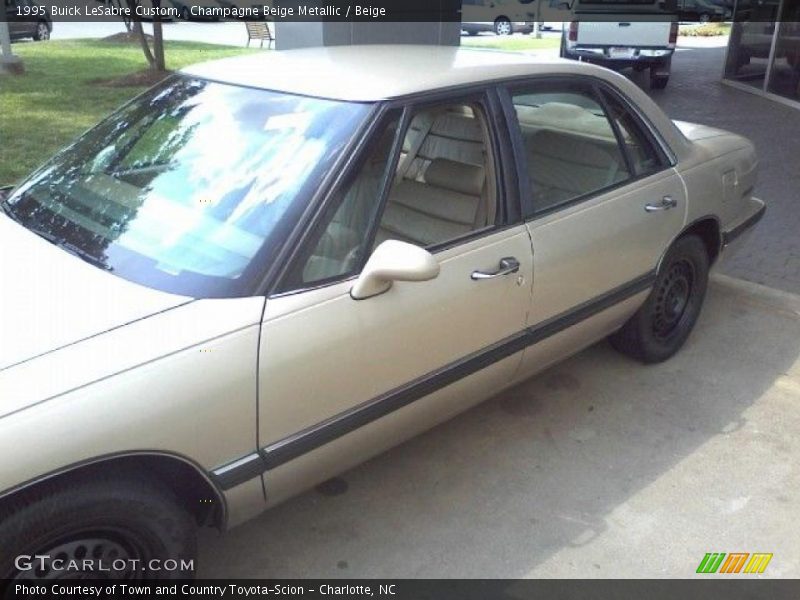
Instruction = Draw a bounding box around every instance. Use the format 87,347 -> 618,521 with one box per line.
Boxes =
125,0 -> 166,72
131,18 -> 155,68
152,20 -> 166,71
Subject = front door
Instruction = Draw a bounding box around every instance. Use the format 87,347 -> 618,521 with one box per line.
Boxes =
257,96 -> 533,504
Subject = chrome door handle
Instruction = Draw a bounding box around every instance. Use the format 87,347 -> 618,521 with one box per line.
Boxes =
645,196 -> 677,212
471,257 -> 520,281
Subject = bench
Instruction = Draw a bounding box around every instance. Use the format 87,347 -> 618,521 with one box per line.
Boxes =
245,21 -> 273,48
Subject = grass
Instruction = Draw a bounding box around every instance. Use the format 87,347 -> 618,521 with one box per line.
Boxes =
461,34 -> 561,52
0,39 -> 255,185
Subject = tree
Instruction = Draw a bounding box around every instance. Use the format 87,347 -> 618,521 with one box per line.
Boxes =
125,0 -> 166,71
0,21 -> 24,75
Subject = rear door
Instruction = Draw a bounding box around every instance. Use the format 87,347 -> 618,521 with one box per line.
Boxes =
500,78 -> 686,377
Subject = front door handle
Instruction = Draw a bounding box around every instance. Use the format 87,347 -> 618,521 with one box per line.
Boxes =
471,257 -> 520,281
645,195 -> 678,212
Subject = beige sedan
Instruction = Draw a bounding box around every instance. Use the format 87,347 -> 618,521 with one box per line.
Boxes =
0,45 -> 765,579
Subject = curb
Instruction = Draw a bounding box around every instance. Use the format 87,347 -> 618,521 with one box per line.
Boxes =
711,273 -> 800,317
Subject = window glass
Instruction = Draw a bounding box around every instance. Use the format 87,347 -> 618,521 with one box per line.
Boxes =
601,90 -> 663,177
3,76 -> 371,298
286,112 -> 402,289
372,102 -> 496,250
510,85 -> 629,214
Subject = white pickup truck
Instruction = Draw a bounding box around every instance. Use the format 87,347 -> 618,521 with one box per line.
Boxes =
559,17 -> 679,89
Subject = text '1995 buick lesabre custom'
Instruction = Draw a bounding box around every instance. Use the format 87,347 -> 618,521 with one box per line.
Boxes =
0,45 -> 765,579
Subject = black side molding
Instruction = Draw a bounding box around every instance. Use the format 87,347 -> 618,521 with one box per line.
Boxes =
722,202 -> 766,247
210,270 -> 656,490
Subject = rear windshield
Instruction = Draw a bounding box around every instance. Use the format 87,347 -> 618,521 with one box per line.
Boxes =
3,76 -> 371,297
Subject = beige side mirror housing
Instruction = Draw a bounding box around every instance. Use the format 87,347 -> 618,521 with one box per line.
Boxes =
350,240 -> 440,300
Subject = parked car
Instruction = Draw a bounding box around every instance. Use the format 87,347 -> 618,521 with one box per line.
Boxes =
0,45 -> 765,579
560,20 -> 679,89
462,0 -> 534,35
3,0 -> 51,42
678,0 -> 731,22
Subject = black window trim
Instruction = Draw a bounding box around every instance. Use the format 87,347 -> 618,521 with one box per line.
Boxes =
268,83 -> 523,299
496,74 -> 677,221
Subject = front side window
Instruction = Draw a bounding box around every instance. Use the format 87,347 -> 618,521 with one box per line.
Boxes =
509,82 -> 629,215
373,101 -> 497,250
2,76 -> 371,297
285,111 -> 402,289
280,98 -> 500,293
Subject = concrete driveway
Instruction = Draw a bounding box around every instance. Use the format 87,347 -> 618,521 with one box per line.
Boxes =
198,274 -> 800,578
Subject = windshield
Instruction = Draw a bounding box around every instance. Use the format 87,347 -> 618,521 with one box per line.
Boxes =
2,76 -> 372,297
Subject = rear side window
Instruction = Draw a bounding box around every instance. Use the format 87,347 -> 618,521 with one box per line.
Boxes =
600,89 -> 666,177
507,82 -> 630,215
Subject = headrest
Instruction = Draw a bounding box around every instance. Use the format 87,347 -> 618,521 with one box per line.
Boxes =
424,158 -> 485,196
519,102 -> 589,122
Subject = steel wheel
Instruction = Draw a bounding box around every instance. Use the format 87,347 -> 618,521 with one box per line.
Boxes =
609,234 -> 710,364
652,258 -> 695,341
13,530 -> 148,581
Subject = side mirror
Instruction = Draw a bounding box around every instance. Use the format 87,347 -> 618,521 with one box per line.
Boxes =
351,240 -> 440,300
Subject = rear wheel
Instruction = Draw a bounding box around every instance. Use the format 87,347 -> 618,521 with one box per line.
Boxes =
610,235 -> 709,364
494,18 -> 512,36
0,475 -> 197,580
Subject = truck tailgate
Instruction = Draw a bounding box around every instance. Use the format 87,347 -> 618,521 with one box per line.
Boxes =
577,20 -> 672,47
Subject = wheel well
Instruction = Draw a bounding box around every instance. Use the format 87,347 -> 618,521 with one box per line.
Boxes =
0,454 -> 226,530
681,218 -> 722,265
495,16 -> 510,23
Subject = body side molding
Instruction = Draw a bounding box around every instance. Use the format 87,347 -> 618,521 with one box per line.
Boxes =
210,270 -> 656,490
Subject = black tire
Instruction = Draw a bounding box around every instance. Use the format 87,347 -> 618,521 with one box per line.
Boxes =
33,21 -> 50,41
466,29 -> 478,36
699,12 -> 711,23
610,235 -> 709,364
494,17 -> 512,36
650,72 -> 669,90
0,474 -> 196,581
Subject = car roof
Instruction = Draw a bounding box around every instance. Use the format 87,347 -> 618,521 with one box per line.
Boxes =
182,44 -> 606,102
181,44 -> 692,159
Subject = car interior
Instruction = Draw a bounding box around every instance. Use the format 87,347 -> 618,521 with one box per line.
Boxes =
512,92 -> 631,213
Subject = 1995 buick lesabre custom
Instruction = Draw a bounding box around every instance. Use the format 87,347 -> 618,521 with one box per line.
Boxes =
0,45 -> 765,579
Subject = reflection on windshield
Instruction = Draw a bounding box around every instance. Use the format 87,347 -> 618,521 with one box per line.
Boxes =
4,76 -> 371,297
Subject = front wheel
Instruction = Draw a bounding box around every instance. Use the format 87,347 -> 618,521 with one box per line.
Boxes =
494,18 -> 512,36
33,21 -> 50,41
0,475 -> 197,581
610,235 -> 709,364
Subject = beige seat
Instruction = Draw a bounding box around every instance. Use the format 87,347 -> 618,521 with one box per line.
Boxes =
522,128 -> 629,211
375,157 -> 487,248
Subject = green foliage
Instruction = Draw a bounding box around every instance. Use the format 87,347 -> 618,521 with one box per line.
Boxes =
0,40 -> 254,184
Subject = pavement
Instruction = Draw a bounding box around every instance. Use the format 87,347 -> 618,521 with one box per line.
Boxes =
198,274 -> 800,578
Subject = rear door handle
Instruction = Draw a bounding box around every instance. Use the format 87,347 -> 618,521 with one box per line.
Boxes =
645,196 -> 677,212
471,257 -> 520,281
